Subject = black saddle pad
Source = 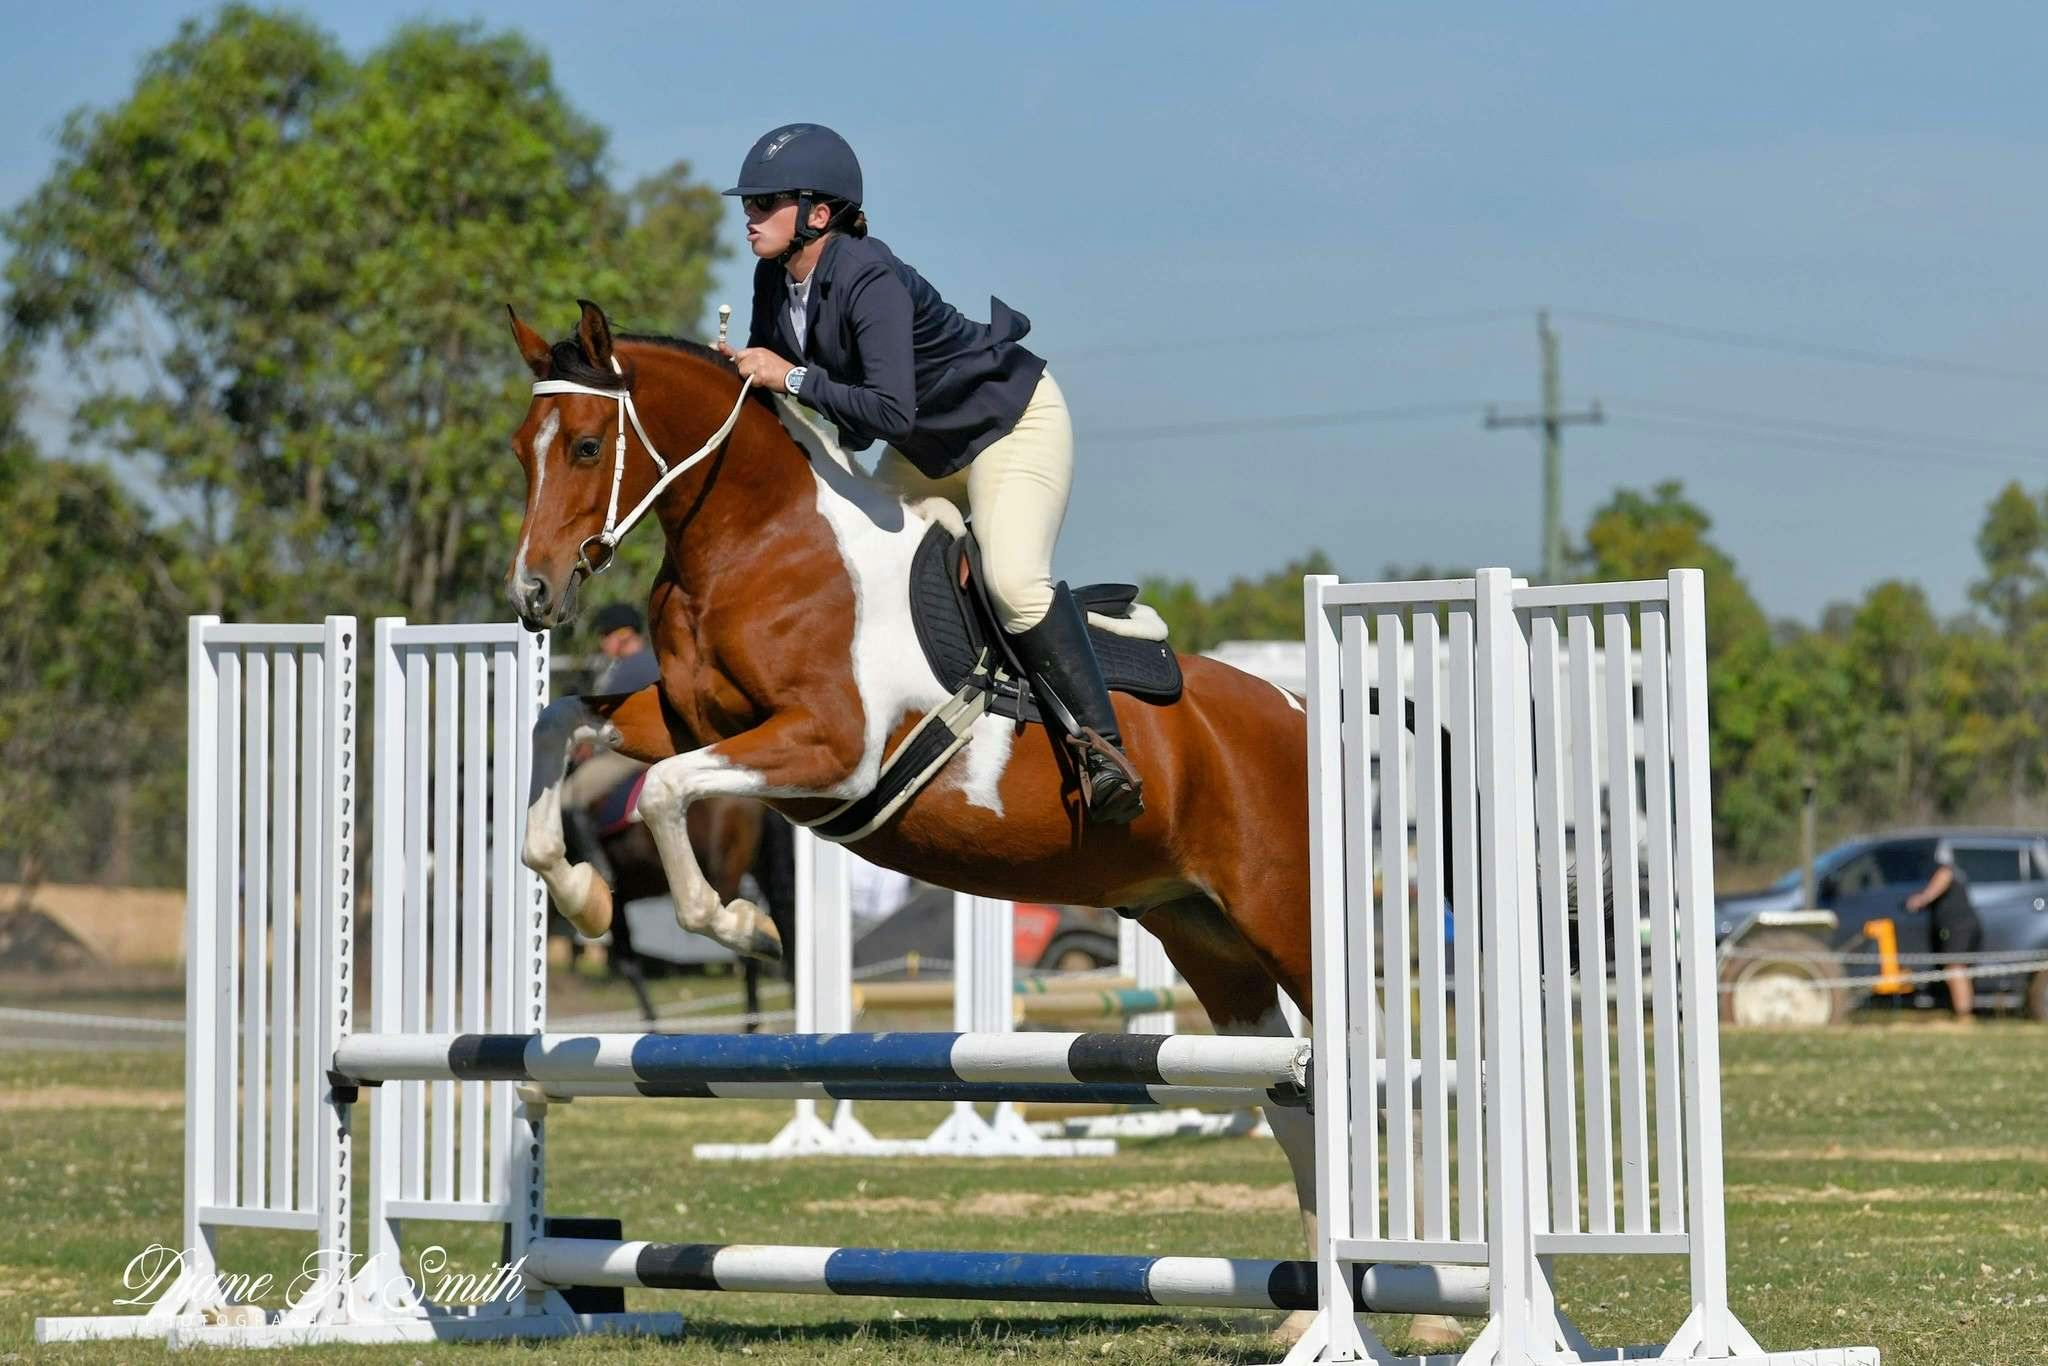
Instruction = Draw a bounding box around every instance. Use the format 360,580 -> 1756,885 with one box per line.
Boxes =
907,523 -> 1182,726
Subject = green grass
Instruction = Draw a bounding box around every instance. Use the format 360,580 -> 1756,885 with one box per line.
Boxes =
4,1022 -> 2043,1364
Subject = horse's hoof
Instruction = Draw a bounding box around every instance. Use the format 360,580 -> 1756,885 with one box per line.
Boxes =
736,900 -> 783,963
568,871 -> 613,939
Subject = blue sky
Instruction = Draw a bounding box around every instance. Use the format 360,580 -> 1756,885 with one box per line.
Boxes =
8,3 -> 2048,622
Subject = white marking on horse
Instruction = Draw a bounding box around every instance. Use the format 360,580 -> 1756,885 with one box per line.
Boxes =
950,713 -> 1013,815
1269,680 -> 1305,714
769,395 -> 1011,807
521,694 -> 602,929
515,408 -> 560,586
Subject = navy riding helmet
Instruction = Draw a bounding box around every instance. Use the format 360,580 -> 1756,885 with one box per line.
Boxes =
724,123 -> 863,260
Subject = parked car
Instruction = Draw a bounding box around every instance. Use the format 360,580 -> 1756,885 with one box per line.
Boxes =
850,886 -> 1122,973
1715,828 -> 2048,1024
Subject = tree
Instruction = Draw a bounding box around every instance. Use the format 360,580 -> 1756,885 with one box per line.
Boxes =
4,8 -> 728,627
1966,483 -> 2048,817
0,372 -> 196,888
1572,480 -> 1770,659
1142,552 -> 1337,653
1969,482 -> 2046,638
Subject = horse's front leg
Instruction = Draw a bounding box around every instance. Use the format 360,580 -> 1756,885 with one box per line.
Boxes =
637,709 -> 854,962
522,686 -> 678,941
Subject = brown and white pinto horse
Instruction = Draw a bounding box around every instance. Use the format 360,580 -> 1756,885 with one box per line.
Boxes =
503,301 -> 1362,1335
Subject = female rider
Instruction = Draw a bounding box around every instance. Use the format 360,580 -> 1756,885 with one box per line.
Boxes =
717,122 -> 1143,824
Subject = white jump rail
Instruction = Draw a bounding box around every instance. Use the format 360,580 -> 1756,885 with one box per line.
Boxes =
693,850 -> 1118,1160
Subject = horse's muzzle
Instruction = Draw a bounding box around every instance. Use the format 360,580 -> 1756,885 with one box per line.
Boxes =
511,573 -> 570,632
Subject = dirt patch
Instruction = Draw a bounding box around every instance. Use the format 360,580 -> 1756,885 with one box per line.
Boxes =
0,884 -> 184,968
805,1181 -> 1297,1219
0,1086 -> 182,1111
1728,1182 -> 2026,1206
1733,1144 -> 2048,1165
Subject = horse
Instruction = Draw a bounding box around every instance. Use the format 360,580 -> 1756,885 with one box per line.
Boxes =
501,299 -> 1364,1342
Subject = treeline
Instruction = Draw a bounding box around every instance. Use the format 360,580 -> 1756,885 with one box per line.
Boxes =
1145,481 -> 2048,869
3,8 -> 721,887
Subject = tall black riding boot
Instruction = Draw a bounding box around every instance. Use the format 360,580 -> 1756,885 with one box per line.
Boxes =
1010,582 -> 1145,824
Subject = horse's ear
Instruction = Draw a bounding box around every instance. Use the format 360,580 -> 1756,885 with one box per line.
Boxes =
576,298 -> 616,372
507,305 -> 552,379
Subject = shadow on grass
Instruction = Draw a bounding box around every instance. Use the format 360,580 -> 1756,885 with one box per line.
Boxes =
655,1310 -> 1464,1362
644,1309 -> 1283,1356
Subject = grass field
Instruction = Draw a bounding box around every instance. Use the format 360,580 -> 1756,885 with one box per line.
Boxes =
4,1019 -> 2044,1365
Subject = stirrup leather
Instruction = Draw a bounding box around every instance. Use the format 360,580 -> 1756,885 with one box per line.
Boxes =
1067,727 -> 1144,820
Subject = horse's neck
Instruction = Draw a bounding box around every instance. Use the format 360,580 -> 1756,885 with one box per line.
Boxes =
624,347 -> 945,596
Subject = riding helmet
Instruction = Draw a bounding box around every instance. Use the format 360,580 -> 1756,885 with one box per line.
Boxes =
723,123 -> 863,205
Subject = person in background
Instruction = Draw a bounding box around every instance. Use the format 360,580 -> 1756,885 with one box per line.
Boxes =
558,603 -> 663,873
1902,837 -> 1983,1021
590,601 -> 662,697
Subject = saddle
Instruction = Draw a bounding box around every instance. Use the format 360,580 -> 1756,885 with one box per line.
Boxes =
763,393 -> 1182,845
906,523 -> 1183,726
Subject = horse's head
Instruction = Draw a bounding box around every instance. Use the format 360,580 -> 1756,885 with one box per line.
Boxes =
504,299 -> 637,629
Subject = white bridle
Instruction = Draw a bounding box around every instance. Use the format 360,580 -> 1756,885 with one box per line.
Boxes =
531,355 -> 754,574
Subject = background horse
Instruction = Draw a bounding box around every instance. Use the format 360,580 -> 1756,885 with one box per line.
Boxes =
577,789 -> 796,1028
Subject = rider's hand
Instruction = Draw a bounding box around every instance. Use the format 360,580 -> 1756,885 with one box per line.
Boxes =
732,347 -> 794,391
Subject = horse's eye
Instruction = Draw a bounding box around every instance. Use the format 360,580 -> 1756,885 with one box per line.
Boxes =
573,437 -> 602,462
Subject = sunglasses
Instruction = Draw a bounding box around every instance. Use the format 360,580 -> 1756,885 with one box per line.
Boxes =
741,192 -> 799,214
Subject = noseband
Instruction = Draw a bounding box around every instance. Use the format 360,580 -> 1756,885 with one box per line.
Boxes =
531,357 -> 754,576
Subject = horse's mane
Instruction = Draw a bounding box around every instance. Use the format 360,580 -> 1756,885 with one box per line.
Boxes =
546,330 -> 777,414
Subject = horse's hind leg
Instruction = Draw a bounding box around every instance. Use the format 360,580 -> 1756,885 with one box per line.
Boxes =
1188,866 -> 1465,1352
1139,900 -> 1317,1277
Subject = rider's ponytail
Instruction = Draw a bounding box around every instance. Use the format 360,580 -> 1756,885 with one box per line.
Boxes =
823,198 -> 868,239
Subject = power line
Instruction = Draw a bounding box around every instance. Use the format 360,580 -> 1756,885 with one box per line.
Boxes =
1606,398 -> 2048,462
1605,413 -> 2041,476
1092,400 -> 1490,443
1555,308 -> 2048,388
1062,308 -> 1526,358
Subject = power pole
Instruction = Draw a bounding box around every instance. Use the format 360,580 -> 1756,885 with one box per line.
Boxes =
1485,310 -> 1603,583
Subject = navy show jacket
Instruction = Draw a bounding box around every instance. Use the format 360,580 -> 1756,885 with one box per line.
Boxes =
746,235 -> 1047,478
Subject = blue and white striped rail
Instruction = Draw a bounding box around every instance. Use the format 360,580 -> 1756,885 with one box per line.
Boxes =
334,1031 -> 1309,1092
524,1238 -> 1489,1316
539,1079 -> 1304,1107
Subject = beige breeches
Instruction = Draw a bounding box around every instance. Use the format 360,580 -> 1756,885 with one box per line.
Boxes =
872,370 -> 1073,634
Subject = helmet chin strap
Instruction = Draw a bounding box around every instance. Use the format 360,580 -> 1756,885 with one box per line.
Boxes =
531,356 -> 754,576
776,191 -> 819,266
777,192 -> 858,266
